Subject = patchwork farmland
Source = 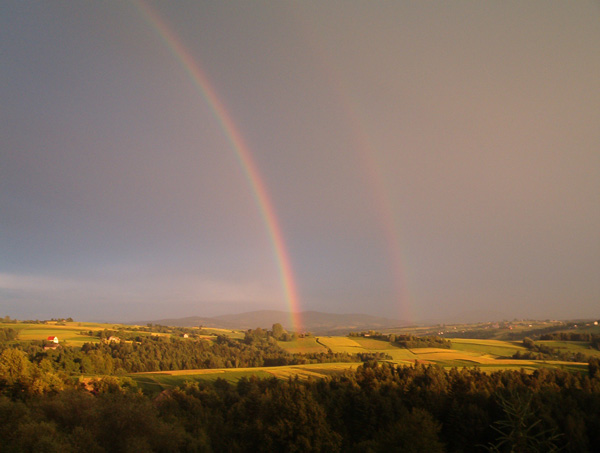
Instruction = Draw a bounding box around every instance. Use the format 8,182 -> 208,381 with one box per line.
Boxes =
3,319 -> 597,393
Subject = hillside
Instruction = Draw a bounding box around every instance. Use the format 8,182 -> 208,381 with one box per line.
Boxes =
142,310 -> 406,334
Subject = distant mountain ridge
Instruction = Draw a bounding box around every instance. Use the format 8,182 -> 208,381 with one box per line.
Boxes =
139,310 -> 407,335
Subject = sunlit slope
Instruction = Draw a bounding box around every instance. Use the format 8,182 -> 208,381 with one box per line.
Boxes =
5,321 -> 211,346
276,337 -> 328,354
316,336 -> 368,353
10,321 -> 108,345
317,335 -> 591,369
129,362 -> 363,393
450,338 -> 526,357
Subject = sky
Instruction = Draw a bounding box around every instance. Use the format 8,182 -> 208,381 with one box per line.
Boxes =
1,1 -> 599,325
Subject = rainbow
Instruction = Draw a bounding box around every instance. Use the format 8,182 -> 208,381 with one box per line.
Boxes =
135,1 -> 302,332
297,22 -> 414,323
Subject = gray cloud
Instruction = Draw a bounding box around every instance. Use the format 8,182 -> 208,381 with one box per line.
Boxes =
1,1 -> 598,322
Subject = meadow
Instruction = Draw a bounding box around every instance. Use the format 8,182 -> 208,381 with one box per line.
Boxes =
3,318 -> 596,389
9,321 -> 107,346
276,336 -> 328,354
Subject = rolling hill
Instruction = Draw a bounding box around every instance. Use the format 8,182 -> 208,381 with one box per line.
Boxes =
140,310 -> 407,334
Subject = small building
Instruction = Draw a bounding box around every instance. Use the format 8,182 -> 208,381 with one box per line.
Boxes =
47,336 -> 59,344
107,336 -> 121,343
182,334 -> 189,339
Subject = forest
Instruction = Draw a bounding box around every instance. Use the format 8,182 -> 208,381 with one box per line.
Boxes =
1,358 -> 600,452
2,321 -> 600,451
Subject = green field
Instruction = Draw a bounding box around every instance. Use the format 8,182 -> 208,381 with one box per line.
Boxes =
450,338 -> 525,357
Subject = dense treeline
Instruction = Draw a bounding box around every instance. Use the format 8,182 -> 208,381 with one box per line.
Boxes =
445,323 -> 577,341
0,328 -> 18,342
540,332 -> 600,350
392,334 -> 451,349
348,331 -> 452,349
513,337 -> 597,362
502,324 -> 581,341
1,361 -> 600,451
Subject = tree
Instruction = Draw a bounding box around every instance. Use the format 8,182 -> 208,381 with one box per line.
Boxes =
272,323 -> 285,340
484,391 -> 562,452
0,348 -> 32,389
523,337 -> 535,349
376,408 -> 444,453
589,357 -> 600,379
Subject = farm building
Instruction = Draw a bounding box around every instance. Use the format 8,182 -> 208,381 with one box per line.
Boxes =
47,336 -> 59,343
107,336 -> 121,343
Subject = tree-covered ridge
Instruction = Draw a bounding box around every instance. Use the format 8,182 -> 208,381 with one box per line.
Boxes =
1,361 -> 600,452
1,329 -> 389,377
349,331 -> 452,349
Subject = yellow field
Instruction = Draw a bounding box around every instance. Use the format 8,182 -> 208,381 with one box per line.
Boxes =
277,337 -> 329,354
384,348 -> 418,363
131,362 -> 362,391
13,323 -> 103,345
403,347 -> 541,367
8,321 -> 149,346
199,328 -> 245,339
317,336 -> 369,353
351,337 -> 398,350
265,363 -> 361,380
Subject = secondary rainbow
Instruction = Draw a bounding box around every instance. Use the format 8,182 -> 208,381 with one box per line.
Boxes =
297,20 -> 414,323
135,1 -> 302,332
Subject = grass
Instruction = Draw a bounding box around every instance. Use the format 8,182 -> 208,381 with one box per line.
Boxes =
450,338 -> 525,357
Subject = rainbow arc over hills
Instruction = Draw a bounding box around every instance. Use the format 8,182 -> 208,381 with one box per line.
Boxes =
136,1 -> 302,332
